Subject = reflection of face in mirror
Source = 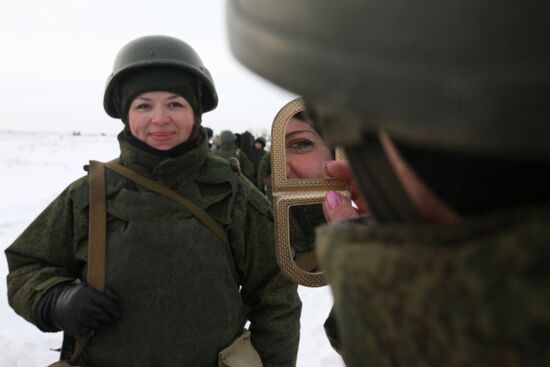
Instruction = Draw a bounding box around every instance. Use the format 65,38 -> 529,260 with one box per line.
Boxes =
285,112 -> 333,179
269,97 -> 348,287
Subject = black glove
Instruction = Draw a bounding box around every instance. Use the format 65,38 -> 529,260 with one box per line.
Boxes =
37,282 -> 121,337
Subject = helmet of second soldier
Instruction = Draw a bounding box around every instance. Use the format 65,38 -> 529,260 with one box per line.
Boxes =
219,130 -> 237,149
254,137 -> 266,149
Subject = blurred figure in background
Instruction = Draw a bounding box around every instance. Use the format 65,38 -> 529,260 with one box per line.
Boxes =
211,133 -> 221,151
254,136 -> 267,159
257,151 -> 271,197
214,130 -> 256,182
237,131 -> 261,183
203,126 -> 214,149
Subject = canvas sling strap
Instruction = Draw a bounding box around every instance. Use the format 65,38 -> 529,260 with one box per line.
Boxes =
62,160 -> 107,365
64,160 -> 235,365
103,161 -> 231,251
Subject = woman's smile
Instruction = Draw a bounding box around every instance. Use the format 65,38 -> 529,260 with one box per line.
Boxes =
149,131 -> 176,140
128,91 -> 195,150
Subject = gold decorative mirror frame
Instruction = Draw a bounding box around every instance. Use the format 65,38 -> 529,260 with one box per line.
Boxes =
271,97 -> 349,287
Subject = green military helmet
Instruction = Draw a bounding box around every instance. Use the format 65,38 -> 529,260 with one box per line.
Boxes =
226,0 -> 550,159
219,130 -> 236,146
254,136 -> 266,147
104,35 -> 218,118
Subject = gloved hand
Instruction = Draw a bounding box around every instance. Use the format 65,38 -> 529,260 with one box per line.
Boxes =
37,282 -> 121,337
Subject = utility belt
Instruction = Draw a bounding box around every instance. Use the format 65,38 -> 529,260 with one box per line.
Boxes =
48,160 -> 261,367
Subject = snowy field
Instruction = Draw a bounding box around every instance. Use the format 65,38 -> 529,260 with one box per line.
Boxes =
0,130 -> 344,366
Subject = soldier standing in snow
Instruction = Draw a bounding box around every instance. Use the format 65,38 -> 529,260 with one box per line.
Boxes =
5,35 -> 300,367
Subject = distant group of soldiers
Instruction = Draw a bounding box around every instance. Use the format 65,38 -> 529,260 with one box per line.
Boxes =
204,126 -> 271,197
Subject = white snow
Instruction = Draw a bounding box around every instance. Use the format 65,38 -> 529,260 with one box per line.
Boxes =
0,130 -> 344,366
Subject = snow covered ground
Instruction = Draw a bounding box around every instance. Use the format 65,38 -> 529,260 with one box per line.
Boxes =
0,130 -> 344,366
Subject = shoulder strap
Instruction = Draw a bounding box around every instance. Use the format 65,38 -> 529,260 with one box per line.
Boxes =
104,161 -> 237,284
69,160 -> 107,364
104,161 -> 231,251
69,159 -> 238,364
87,160 -> 107,292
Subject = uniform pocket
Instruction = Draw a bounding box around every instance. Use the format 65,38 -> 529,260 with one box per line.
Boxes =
107,188 -> 192,222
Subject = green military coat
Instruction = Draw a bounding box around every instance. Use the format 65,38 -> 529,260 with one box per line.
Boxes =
5,132 -> 301,367
317,205 -> 550,367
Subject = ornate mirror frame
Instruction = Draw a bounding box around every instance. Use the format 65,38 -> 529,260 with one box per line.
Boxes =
271,97 -> 349,287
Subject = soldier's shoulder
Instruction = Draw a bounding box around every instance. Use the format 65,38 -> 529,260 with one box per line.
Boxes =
204,153 -> 271,213
238,175 -> 271,214
60,174 -> 89,209
204,153 -> 241,174
68,159 -> 123,207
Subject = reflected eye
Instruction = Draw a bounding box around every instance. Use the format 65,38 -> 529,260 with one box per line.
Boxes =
286,139 -> 314,154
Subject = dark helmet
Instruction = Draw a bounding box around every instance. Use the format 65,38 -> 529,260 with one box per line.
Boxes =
255,136 -> 266,147
104,35 -> 218,118
226,0 -> 550,159
203,126 -> 214,139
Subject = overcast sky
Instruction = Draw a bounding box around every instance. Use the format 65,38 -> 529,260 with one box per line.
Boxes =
0,1 -> 295,136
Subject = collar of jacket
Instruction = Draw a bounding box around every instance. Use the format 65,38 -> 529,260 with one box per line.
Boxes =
117,130 -> 207,184
115,130 -> 239,226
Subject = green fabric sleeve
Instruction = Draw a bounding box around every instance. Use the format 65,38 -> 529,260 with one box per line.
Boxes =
5,177 -> 88,328
230,177 -> 301,367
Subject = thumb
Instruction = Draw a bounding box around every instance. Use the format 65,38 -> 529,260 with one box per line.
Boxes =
323,191 -> 359,223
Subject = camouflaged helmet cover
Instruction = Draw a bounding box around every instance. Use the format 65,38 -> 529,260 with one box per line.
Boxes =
104,35 -> 218,118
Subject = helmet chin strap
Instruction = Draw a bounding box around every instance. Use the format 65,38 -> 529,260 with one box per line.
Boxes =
345,135 -> 423,224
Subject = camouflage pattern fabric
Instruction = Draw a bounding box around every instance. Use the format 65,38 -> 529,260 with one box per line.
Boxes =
5,131 -> 301,367
316,205 -> 550,367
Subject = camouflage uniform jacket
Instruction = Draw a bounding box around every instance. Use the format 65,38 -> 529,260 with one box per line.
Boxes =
5,133 -> 301,367
317,205 -> 550,367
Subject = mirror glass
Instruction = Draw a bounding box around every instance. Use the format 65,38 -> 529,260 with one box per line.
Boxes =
289,203 -> 327,272
270,97 -> 349,287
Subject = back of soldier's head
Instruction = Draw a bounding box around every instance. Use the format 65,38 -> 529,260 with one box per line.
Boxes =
239,131 -> 254,148
219,130 -> 237,148
227,0 -> 550,220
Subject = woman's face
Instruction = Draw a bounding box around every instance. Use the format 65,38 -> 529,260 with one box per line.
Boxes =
128,91 -> 195,150
285,117 -> 333,179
